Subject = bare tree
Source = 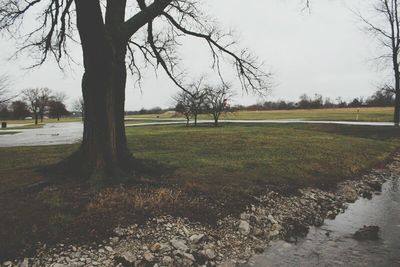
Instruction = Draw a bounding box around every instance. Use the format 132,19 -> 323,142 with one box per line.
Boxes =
72,97 -> 85,119
0,1 -> 270,181
205,84 -> 234,126
38,88 -> 52,122
357,0 -> 400,126
0,74 -> 15,104
22,88 -> 41,125
52,91 -> 68,103
187,78 -> 208,127
174,91 -> 191,126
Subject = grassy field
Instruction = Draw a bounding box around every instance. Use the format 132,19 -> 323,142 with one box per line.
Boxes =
1,123 -> 400,260
128,107 -> 394,122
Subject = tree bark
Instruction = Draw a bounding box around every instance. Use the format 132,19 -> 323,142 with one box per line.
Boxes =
395,90 -> 400,127
71,0 -> 131,183
213,114 -> 219,126
394,65 -> 400,127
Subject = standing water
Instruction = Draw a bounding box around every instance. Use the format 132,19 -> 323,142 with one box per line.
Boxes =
245,178 -> 400,267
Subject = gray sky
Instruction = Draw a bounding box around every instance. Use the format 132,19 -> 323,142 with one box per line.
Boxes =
0,0 -> 391,110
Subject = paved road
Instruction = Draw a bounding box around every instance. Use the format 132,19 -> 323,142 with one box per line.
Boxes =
0,122 -> 83,147
0,120 -> 396,147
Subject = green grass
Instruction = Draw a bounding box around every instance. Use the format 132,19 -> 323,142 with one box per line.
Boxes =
3,123 -> 394,191
124,119 -> 184,124
128,107 -> 394,122
125,124 -> 399,188
1,123 -> 400,261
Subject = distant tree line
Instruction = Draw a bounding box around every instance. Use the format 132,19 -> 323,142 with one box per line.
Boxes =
124,87 -> 396,121
125,107 -> 168,116
0,88 -> 80,123
236,88 -> 395,112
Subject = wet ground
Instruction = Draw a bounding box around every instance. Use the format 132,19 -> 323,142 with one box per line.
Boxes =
0,122 -> 83,147
245,178 -> 400,267
0,120 -> 396,147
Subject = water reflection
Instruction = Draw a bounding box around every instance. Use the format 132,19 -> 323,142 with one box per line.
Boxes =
246,177 -> 400,267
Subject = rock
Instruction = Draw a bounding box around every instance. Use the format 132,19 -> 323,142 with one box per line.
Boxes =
159,243 -> 172,253
104,246 -> 113,252
285,236 -> 298,244
143,251 -> 155,262
239,220 -> 250,235
267,215 -> 278,224
121,251 -> 136,263
150,242 -> 161,252
162,256 -> 174,266
252,227 -> 263,237
181,252 -> 195,262
3,261 -> 12,267
20,258 -> 29,267
269,229 -> 280,237
354,226 -> 380,240
110,237 -> 119,244
240,213 -> 250,220
189,234 -> 205,244
340,185 -> 358,203
182,226 -> 190,236
362,191 -> 373,199
218,260 -> 236,267
366,180 -> 382,191
269,223 -> 282,237
204,248 -> 216,260
254,246 -> 264,254
113,226 -> 125,237
170,239 -> 189,252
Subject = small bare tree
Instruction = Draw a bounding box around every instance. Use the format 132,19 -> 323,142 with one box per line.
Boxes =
38,88 -> 52,122
174,91 -> 192,126
72,97 -> 85,119
205,84 -> 234,126
357,0 -> 400,126
22,88 -> 41,125
187,79 -> 208,127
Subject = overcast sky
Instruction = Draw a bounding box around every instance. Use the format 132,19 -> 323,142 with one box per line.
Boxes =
0,0 -> 392,110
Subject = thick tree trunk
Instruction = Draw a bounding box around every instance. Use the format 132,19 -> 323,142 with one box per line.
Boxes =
71,0 -> 131,183
395,91 -> 400,127
214,115 -> 219,126
394,70 -> 400,127
113,48 -> 131,165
